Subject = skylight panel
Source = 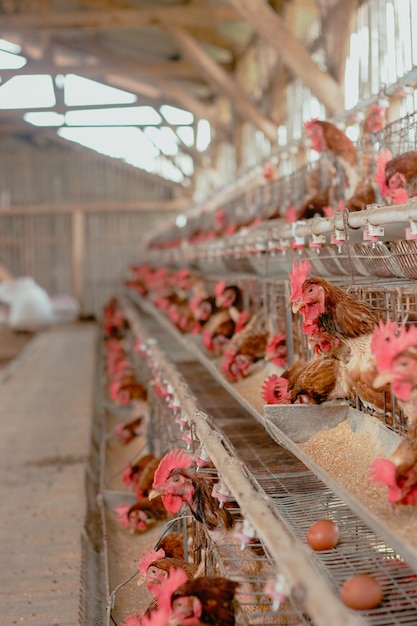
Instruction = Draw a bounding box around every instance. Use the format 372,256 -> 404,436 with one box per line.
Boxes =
0,49 -> 26,69
58,126 -> 185,183
58,126 -> 159,166
196,119 -> 211,152
156,156 -> 184,183
144,126 -> 179,156
0,75 -> 55,109
175,153 -> 194,177
160,104 -> 194,125
0,38 -> 21,54
65,106 -> 162,126
176,126 -> 194,147
24,111 -> 65,127
63,74 -> 137,106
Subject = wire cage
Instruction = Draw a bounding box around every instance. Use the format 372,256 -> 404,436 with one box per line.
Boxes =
119,296 -> 417,626
265,477 -> 417,626
205,413 -> 417,626
344,280 -> 417,433
268,273 -> 417,435
194,464 -> 313,626
374,111 -> 417,156
389,239 -> 417,280
201,411 -> 417,626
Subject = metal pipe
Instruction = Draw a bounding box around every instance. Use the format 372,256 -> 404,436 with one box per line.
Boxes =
269,200 -> 417,241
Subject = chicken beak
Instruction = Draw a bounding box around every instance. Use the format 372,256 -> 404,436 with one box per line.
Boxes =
373,372 -> 391,389
291,300 -> 302,314
148,488 -> 161,501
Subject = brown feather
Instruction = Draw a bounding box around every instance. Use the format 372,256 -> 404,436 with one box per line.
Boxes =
171,576 -> 239,626
289,353 -> 351,404
309,279 -> 379,339
317,120 -> 358,166
385,150 -> 417,183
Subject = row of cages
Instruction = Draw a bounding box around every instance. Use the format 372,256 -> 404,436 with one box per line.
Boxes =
113,299 -> 417,626
148,111 -> 417,252
148,237 -> 417,283
130,361 -> 315,625
128,270 -> 417,438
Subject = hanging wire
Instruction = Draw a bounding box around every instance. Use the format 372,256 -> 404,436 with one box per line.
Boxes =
341,207 -> 356,285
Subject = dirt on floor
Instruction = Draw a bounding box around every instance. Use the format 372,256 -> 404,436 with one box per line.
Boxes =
0,323 -> 35,369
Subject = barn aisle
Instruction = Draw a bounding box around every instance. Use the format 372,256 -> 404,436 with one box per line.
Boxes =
0,322 -> 98,625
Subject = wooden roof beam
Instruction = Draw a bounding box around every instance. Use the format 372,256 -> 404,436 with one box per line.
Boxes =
4,199 -> 191,214
47,35 -> 234,76
156,77 -> 232,143
0,6 -> 242,31
227,0 -> 345,115
318,0 -> 359,84
101,73 -> 231,141
0,59 -> 209,82
163,24 -> 278,144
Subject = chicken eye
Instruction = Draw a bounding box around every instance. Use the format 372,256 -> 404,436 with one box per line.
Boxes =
308,286 -> 314,294
148,566 -> 158,576
172,475 -> 181,483
398,359 -> 410,368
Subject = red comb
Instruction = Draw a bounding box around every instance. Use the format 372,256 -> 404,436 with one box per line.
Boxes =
304,118 -> 318,130
214,280 -> 226,299
289,259 -> 311,303
202,328 -> 215,351
189,295 -> 204,317
159,567 -> 189,611
265,333 -> 286,355
214,209 -> 227,227
235,310 -> 249,333
371,321 -> 417,372
261,374 -> 291,404
368,458 -> 403,503
153,449 -> 193,488
391,187 -> 408,205
285,206 -> 297,224
139,548 -> 165,576
374,148 -> 392,197
304,119 -> 325,152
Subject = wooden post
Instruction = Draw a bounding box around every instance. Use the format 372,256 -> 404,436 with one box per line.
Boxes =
163,24 -> 278,144
228,0 -> 345,115
72,210 -> 84,308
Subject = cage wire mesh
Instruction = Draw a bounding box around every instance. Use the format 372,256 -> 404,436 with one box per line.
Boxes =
265,482 -> 417,626
146,384 -> 186,457
263,272 -> 417,435
196,421 -> 417,626
193,464 -> 313,626
374,111 -> 417,155
344,279 -> 417,433
389,239 -> 417,280
123,298 -> 417,626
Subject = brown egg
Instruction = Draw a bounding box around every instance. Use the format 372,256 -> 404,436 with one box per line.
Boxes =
306,519 -> 340,551
340,574 -> 383,610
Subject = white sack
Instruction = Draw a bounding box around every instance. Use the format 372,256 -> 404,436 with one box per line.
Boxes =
0,277 -> 55,331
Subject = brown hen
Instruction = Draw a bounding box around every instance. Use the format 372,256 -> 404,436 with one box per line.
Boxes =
289,259 -> 392,413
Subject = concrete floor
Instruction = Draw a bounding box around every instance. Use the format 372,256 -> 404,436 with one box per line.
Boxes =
0,322 -> 98,626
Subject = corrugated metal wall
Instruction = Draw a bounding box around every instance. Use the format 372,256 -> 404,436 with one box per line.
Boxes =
0,142 -> 173,207
0,209 -> 170,317
0,139 -> 178,317
82,210 -> 169,316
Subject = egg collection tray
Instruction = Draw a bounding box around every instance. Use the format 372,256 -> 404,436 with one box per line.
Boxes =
263,404 -> 417,573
